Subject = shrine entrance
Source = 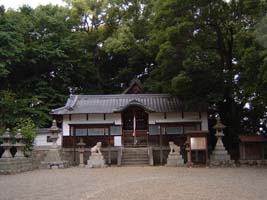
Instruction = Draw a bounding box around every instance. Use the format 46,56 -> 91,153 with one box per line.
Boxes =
122,106 -> 148,147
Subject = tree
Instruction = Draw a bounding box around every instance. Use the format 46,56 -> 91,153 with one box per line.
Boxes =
145,0 -> 267,153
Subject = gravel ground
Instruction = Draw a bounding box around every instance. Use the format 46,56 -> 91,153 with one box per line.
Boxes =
0,167 -> 267,200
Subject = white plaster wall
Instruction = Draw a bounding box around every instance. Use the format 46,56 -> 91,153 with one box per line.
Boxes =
149,111 -> 208,131
34,133 -> 62,147
184,112 -> 199,120
106,113 -> 122,125
149,113 -> 165,124
62,115 -> 70,136
166,112 -> 182,120
72,114 -> 86,121
87,114 -> 104,121
62,113 -> 121,136
61,111 -> 209,136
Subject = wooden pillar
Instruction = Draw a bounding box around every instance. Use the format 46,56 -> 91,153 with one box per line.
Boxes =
240,143 -> 245,160
205,136 -> 208,165
160,126 -> 163,165
242,143 -> 246,160
73,126 -> 76,163
261,143 -> 265,160
108,127 -> 111,165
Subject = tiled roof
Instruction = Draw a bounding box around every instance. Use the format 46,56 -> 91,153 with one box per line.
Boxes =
51,94 -> 205,115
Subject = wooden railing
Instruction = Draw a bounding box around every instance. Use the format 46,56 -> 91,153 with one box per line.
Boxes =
62,136 -> 113,148
62,134 -> 187,148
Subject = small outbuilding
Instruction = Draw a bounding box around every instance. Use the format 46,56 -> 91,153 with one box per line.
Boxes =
239,134 -> 267,160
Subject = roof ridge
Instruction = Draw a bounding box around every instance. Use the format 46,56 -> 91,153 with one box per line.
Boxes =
76,94 -> 172,98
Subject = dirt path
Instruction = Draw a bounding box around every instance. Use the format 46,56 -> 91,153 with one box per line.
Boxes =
0,167 -> 266,200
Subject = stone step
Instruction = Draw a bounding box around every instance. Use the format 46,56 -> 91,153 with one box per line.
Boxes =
122,161 -> 149,165
122,155 -> 147,158
121,147 -> 149,166
122,157 -> 148,160
122,152 -> 148,155
122,155 -> 148,159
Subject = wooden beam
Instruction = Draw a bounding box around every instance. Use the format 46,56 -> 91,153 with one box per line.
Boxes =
205,136 -> 208,166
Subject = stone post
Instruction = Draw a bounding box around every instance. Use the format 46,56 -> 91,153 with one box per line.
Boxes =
77,138 -> 86,167
0,128 -> 13,158
185,137 -> 192,167
14,129 -> 25,158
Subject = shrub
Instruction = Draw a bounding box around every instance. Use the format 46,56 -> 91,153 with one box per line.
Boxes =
15,118 -> 37,154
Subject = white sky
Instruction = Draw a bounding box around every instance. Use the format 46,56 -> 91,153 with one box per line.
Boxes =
0,0 -> 67,10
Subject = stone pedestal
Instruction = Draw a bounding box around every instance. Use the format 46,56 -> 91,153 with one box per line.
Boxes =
41,148 -> 69,169
210,116 -> 235,167
166,152 -> 184,166
0,157 -> 33,174
86,153 -> 106,168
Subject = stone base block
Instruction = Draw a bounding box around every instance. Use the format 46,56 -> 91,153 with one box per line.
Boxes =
40,148 -> 69,169
86,154 -> 106,168
209,159 -> 235,167
238,160 -> 267,167
210,153 -> 231,161
166,153 -> 184,167
0,157 -> 33,174
41,160 -> 69,169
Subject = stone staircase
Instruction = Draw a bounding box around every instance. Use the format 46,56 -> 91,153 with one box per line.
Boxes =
121,148 -> 149,166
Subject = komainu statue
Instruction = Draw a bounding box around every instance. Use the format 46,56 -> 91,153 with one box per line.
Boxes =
91,142 -> 102,155
166,141 -> 184,166
169,141 -> 180,153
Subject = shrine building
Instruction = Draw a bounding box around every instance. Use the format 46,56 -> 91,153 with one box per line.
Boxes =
50,80 -> 209,165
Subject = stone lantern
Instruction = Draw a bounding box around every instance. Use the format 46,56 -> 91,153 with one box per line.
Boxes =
210,116 -> 234,166
48,119 -> 60,149
0,128 -> 13,158
0,129 -> 32,174
41,120 -> 68,169
14,129 -> 26,158
77,138 -> 86,167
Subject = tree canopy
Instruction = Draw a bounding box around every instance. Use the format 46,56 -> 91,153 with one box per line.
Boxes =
0,0 -> 267,151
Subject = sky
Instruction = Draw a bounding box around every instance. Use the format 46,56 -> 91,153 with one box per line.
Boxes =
0,0 -> 67,10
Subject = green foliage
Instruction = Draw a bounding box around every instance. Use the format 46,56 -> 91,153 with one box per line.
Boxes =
0,0 -> 267,154
15,118 -> 37,153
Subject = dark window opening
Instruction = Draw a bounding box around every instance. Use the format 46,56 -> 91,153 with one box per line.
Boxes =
47,136 -> 53,143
